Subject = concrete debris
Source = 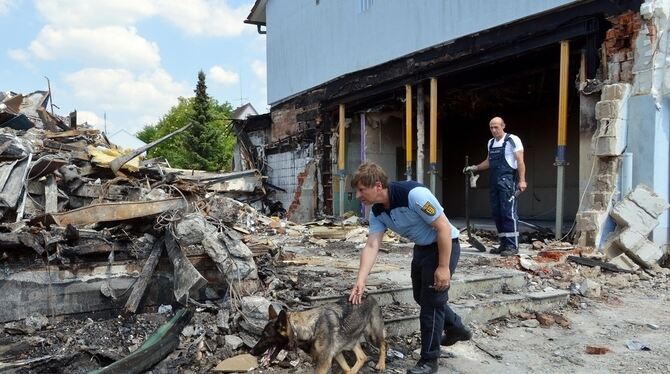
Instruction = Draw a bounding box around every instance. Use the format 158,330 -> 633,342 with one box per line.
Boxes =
212,353 -> 258,372
605,184 -> 669,268
585,345 -> 612,355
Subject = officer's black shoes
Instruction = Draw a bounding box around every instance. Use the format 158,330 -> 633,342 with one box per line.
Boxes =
500,247 -> 519,256
490,245 -> 503,254
406,359 -> 438,374
441,326 -> 473,347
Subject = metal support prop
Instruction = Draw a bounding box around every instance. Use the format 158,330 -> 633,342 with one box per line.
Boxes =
416,84 -> 425,184
338,104 -> 346,217
405,84 -> 413,180
429,78 -> 438,194
555,41 -> 570,238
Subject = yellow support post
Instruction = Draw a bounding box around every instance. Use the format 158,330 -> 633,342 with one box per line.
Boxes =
405,84 -> 413,180
429,77 -> 437,193
555,41 -> 569,238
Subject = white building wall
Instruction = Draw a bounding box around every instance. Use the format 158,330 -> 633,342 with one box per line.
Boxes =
266,145 -> 315,216
265,0 -> 579,104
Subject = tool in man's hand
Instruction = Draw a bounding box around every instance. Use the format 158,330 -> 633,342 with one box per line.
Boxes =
508,189 -> 521,202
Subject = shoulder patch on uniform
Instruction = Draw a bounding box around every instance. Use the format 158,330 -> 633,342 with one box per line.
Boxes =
421,201 -> 436,216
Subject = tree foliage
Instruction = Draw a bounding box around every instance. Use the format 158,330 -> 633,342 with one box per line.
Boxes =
137,72 -> 235,171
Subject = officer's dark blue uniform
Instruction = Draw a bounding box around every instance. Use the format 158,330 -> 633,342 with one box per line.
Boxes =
369,181 -> 465,362
488,134 -> 519,250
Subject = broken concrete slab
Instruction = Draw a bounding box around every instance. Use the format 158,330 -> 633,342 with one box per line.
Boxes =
623,238 -> 665,269
212,353 -> 258,372
626,184 -> 670,218
385,289 -> 570,337
239,296 -> 271,335
610,199 -> 659,235
309,269 -> 528,306
608,253 -> 640,272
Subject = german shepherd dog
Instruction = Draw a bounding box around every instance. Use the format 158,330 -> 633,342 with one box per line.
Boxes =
250,297 -> 387,373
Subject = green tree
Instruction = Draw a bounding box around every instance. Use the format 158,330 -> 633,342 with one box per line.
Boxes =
185,71 -> 216,170
136,77 -> 235,171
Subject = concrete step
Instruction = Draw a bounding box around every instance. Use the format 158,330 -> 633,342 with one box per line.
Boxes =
307,269 -> 527,306
385,289 -> 570,337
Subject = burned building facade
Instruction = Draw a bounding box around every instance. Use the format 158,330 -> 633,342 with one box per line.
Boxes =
242,0 -> 669,253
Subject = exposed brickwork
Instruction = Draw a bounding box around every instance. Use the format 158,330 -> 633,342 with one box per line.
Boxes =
603,11 -> 643,83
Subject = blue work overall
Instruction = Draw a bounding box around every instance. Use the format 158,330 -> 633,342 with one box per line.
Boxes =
488,135 -> 519,249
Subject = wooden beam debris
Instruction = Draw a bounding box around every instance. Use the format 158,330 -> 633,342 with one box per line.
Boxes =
124,238 -> 165,314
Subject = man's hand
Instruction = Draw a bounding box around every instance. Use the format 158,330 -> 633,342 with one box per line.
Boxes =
349,281 -> 366,304
462,165 -> 477,174
518,180 -> 527,192
433,265 -> 451,292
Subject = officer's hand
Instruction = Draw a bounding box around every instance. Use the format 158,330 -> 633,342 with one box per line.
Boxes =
518,181 -> 527,192
462,165 -> 477,174
349,282 -> 365,304
433,265 -> 451,292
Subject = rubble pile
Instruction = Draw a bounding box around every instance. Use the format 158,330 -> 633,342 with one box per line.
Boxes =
0,91 -> 299,371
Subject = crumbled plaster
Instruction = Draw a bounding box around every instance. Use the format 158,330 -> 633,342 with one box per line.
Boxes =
632,0 -> 670,105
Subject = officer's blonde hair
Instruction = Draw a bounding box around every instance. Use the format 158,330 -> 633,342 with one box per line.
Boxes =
351,161 -> 389,189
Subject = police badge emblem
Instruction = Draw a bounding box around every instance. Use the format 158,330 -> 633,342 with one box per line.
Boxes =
421,201 -> 436,216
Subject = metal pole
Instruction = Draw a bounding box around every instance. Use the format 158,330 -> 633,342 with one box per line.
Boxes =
416,84 -> 425,184
44,76 -> 55,115
338,104 -> 346,217
405,84 -> 413,180
555,41 -> 570,238
360,113 -> 366,217
621,152 -> 633,198
429,77 -> 438,194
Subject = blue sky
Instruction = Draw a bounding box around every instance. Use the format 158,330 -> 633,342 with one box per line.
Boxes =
0,0 -> 266,137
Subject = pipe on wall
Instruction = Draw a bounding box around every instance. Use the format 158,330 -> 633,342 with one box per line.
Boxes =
339,104 -> 346,217
416,83 -> 425,184
429,77 -> 437,194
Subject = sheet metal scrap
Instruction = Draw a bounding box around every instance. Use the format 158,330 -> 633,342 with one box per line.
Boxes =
33,198 -> 187,227
109,122 -> 192,175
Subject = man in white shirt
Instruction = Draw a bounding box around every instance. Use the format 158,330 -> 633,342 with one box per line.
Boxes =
464,117 -> 527,256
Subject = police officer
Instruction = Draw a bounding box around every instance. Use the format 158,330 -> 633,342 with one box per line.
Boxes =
464,116 -> 527,256
349,162 -> 471,374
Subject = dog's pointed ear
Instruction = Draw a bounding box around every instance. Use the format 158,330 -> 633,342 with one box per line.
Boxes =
269,305 -> 278,319
278,310 -> 288,324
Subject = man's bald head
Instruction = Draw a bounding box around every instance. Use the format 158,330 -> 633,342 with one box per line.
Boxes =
489,116 -> 506,140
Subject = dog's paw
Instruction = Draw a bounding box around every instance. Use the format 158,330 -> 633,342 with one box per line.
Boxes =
375,362 -> 386,371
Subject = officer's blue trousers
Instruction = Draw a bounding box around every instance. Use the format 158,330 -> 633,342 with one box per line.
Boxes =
411,239 -> 463,360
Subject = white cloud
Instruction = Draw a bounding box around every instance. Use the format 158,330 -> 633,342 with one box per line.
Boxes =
35,0 -> 156,27
209,65 -> 239,85
36,0 -> 251,37
250,59 -> 266,80
7,49 -> 29,62
64,68 -> 189,133
76,110 -> 103,127
28,26 -> 160,70
158,0 -> 251,37
0,0 -> 12,15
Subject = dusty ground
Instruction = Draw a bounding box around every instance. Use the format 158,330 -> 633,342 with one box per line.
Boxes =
1,236 -> 668,374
